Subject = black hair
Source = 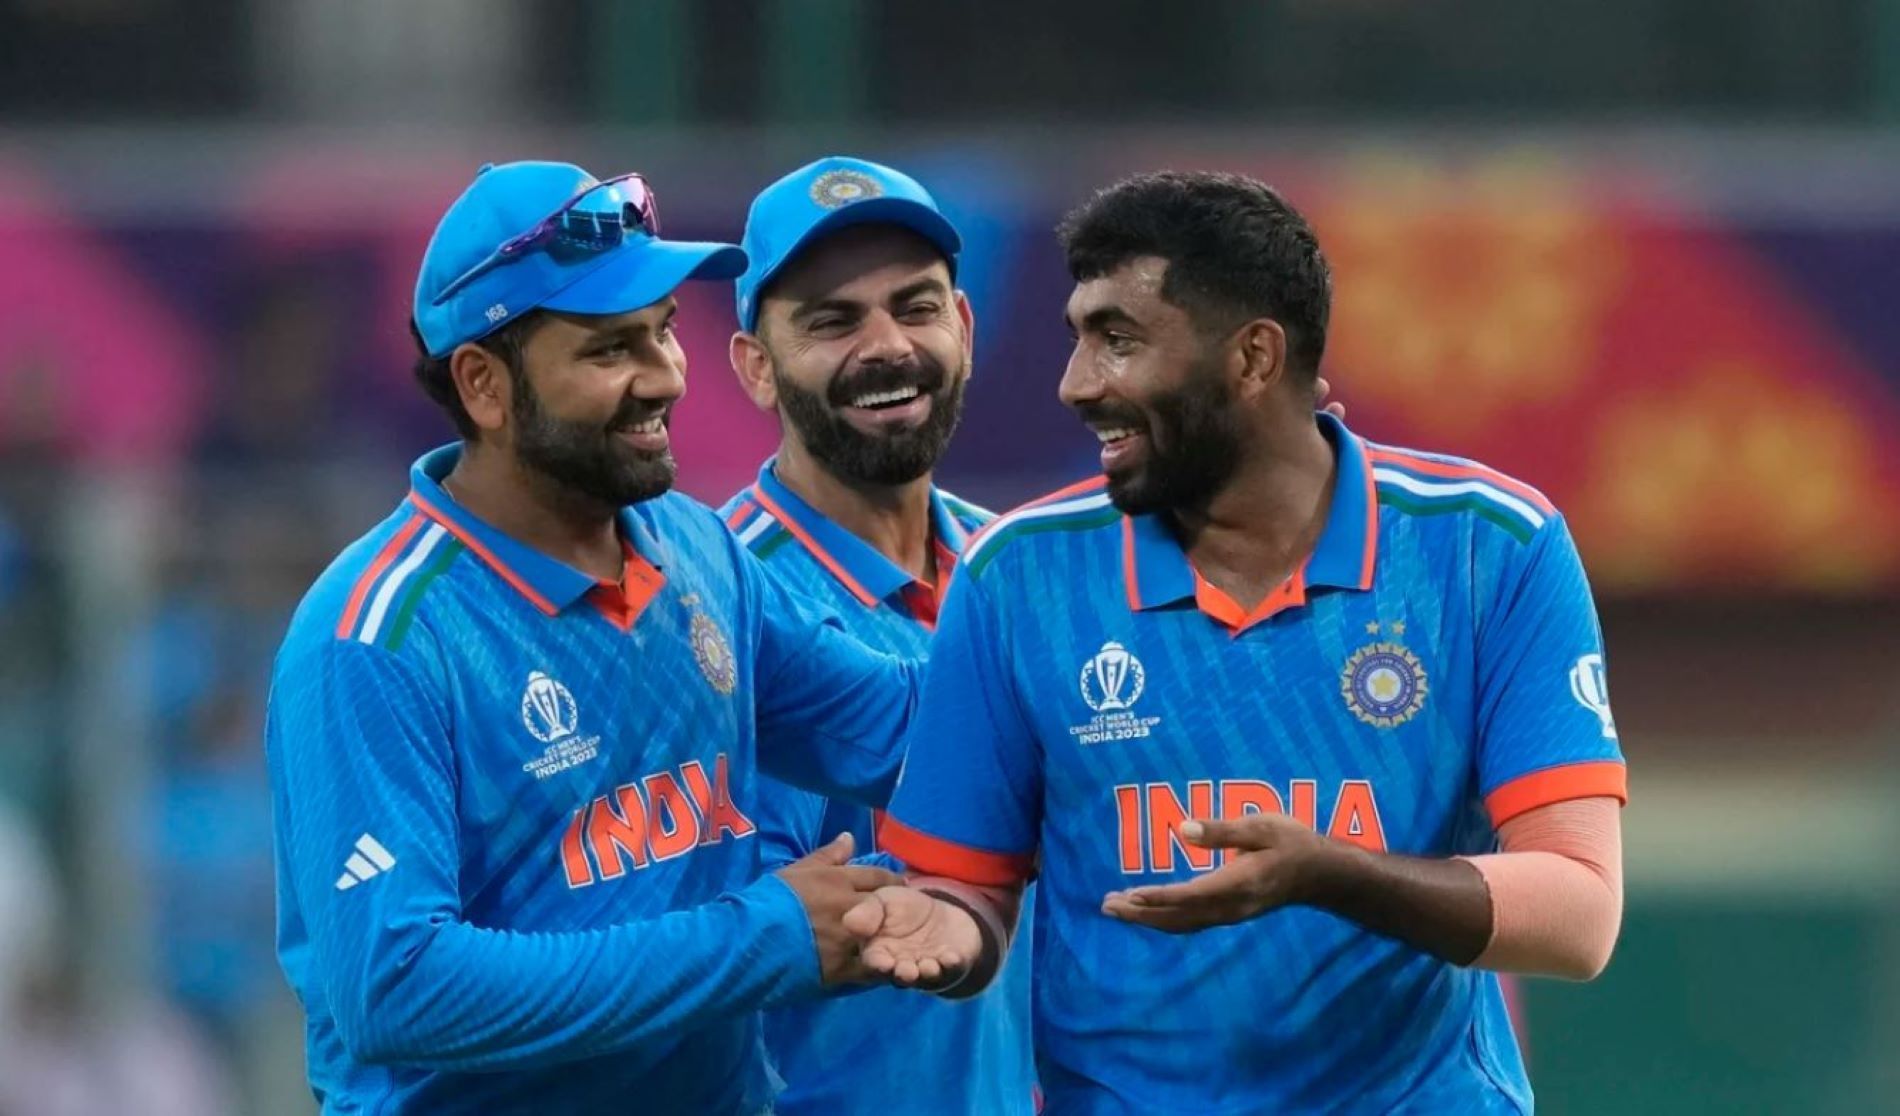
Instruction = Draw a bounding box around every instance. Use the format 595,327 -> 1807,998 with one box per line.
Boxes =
408,312 -> 546,439
1057,171 -> 1331,379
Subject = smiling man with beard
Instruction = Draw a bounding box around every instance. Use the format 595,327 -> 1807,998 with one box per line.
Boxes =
265,161 -> 931,1115
718,157 -> 1038,1116
853,172 -> 1629,1115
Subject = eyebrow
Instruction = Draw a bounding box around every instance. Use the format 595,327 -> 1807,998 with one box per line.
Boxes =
1068,305 -> 1142,333
790,297 -> 862,324
888,276 -> 951,304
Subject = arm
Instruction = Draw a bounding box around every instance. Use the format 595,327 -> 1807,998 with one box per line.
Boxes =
1464,795 -> 1623,979
1100,798 -> 1620,979
744,549 -> 920,809
752,779 -> 830,871
1106,515 -> 1627,978
271,638 -> 826,1073
754,782 -> 903,876
849,568 -> 1043,995
1319,807 -> 1624,978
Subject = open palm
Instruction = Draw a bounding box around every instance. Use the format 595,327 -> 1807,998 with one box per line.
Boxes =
845,886 -> 982,987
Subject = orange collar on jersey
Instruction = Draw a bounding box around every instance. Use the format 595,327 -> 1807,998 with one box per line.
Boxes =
744,457 -> 970,609
1121,414 -> 1379,632
406,444 -> 668,622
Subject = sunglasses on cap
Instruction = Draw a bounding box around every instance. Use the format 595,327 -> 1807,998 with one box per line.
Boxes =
431,172 -> 662,306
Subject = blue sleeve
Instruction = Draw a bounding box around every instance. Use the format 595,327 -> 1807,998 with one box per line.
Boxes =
1474,515 -> 1628,825
752,779 -> 903,874
268,636 -> 822,1073
881,568 -> 1041,885
746,550 -> 919,810
752,777 -> 828,869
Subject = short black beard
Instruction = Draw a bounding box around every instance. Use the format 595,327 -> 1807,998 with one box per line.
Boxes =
774,354 -> 967,486
511,368 -> 676,507
1090,358 -> 1245,517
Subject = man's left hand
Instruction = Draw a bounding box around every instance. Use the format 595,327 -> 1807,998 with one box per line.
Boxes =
1101,814 -> 1339,934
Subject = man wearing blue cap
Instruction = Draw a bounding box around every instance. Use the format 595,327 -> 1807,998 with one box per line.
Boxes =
718,156 -> 1038,1114
265,161 -> 925,1114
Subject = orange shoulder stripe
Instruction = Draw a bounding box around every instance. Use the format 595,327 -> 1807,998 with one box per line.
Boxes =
1485,761 -> 1627,827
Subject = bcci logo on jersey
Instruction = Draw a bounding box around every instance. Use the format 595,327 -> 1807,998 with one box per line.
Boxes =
1071,641 -> 1163,745
690,612 -> 737,695
1341,639 -> 1429,728
519,671 -> 602,779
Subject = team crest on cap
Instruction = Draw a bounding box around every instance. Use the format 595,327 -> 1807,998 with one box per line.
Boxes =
1341,627 -> 1429,728
810,169 -> 883,209
691,612 -> 737,695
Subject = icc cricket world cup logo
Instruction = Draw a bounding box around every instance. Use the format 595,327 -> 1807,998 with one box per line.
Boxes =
521,671 -> 579,744
1080,641 -> 1146,713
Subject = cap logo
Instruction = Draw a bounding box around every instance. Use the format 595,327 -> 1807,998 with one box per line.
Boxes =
810,169 -> 883,209
485,303 -> 509,324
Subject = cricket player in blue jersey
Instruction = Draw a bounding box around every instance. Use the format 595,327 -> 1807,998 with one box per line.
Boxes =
716,157 -> 1037,1115
266,161 -> 923,1114
851,172 -> 1628,1113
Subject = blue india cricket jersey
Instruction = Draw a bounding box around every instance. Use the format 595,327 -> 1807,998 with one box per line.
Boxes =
720,459 -> 1038,1116
266,445 -> 918,1115
883,415 -> 1627,1115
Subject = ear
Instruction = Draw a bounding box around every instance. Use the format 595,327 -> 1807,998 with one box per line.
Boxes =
1231,318 -> 1289,402
728,330 -> 779,413
954,289 -> 977,377
450,342 -> 512,435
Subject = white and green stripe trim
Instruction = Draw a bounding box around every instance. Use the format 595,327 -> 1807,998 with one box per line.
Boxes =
963,488 -> 1118,577
732,507 -> 782,549
1372,465 -> 1548,542
940,492 -> 996,529
352,522 -> 459,648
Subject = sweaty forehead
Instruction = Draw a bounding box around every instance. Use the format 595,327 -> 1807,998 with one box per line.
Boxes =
1065,256 -> 1174,323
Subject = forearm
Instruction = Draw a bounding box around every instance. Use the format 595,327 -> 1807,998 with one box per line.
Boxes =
324,875 -> 818,1071
1303,797 -> 1624,979
1301,844 -> 1493,965
1461,796 -> 1624,979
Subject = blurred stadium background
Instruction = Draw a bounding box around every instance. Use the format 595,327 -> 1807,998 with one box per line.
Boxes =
1,2 -> 1897,1112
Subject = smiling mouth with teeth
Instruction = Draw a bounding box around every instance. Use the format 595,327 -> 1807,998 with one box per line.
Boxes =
850,386 -> 924,410
619,415 -> 666,435
1094,427 -> 1139,444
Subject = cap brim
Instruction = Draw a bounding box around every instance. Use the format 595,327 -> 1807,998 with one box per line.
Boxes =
746,198 -> 963,327
542,238 -> 748,317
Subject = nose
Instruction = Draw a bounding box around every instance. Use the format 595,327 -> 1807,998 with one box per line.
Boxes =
1058,340 -> 1103,409
855,309 -> 917,366
634,346 -> 687,406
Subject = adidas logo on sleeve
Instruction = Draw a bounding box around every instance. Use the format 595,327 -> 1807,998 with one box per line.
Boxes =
334,833 -> 397,891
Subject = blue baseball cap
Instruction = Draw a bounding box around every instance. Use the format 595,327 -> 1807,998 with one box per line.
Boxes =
414,161 -> 747,357
735,156 -> 962,332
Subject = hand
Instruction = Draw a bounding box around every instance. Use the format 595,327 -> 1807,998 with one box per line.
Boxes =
1101,814 -> 1337,934
774,833 -> 905,985
842,886 -> 982,989
1315,376 -> 1346,420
